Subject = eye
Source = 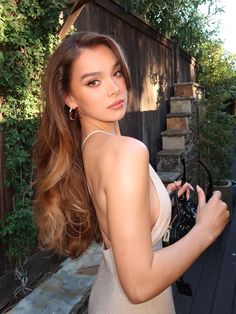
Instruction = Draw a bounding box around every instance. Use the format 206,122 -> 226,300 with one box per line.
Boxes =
114,70 -> 123,77
87,80 -> 100,87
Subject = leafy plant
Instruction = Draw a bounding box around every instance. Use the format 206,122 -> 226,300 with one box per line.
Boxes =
0,209 -> 36,261
0,0 -> 68,268
197,41 -> 236,182
116,0 -> 223,57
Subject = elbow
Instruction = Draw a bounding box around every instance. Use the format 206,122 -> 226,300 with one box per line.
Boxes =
124,284 -> 155,305
119,267 -> 167,304
121,281 -> 145,304
123,279 -> 165,304
125,291 -> 145,305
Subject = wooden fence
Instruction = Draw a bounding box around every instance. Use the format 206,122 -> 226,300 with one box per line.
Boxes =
75,0 -> 198,166
0,0 -> 198,281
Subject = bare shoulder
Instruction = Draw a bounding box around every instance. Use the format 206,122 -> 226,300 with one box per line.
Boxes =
104,135 -> 148,161
101,135 -> 149,181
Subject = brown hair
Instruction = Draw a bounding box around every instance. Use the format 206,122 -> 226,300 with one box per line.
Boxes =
34,32 -> 131,258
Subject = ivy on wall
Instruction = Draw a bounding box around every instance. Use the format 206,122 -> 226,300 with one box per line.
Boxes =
0,0 -> 68,265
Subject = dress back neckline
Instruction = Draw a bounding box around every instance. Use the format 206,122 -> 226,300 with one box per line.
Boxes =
81,130 -> 113,150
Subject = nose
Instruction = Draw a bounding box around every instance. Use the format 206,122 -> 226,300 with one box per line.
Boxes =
108,77 -> 120,96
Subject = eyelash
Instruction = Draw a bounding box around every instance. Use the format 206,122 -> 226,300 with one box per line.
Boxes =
114,70 -> 123,77
86,70 -> 123,87
87,80 -> 100,87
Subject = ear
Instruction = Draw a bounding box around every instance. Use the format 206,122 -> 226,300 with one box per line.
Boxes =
65,95 -> 79,110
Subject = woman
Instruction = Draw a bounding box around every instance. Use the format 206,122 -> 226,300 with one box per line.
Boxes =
34,31 -> 229,313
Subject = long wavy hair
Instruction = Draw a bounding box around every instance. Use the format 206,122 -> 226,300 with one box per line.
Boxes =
34,32 -> 131,258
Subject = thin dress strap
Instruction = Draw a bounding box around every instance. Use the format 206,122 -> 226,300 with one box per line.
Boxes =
81,130 -> 113,150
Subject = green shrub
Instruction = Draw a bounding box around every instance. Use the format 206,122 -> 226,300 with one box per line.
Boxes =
0,0 -> 68,265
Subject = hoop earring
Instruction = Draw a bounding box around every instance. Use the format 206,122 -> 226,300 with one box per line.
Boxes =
69,107 -> 78,121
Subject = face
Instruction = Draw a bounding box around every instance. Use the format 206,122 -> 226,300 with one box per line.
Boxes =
65,45 -> 128,126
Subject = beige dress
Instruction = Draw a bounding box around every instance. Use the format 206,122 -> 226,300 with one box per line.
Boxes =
88,164 -> 176,314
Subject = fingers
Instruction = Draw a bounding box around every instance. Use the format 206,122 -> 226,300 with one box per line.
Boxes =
211,191 -> 229,221
177,182 -> 194,199
166,180 -> 185,194
174,180 -> 182,189
225,208 -> 230,222
207,190 -> 224,207
195,187 -> 229,241
168,180 -> 194,200
212,190 -> 222,199
196,185 -> 206,209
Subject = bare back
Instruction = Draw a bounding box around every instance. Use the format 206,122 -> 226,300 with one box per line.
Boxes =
81,131 -> 160,250
85,131 -> 175,313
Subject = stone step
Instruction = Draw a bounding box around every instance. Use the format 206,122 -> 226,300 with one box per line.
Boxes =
7,242 -> 103,314
157,171 -> 181,184
166,112 -> 191,130
170,96 -> 193,113
174,82 -> 204,99
156,149 -> 185,172
69,291 -> 89,314
161,129 -> 191,150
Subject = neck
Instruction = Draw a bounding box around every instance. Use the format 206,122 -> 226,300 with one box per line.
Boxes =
79,115 -> 121,136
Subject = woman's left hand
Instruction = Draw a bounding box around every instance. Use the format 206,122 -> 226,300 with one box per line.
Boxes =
166,180 -> 194,200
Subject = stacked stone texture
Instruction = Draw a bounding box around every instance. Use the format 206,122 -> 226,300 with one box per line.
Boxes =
157,83 -> 204,185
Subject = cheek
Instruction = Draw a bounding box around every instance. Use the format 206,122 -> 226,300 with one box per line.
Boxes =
121,80 -> 128,93
86,92 -> 104,108
77,90 -> 98,106
78,92 -> 103,113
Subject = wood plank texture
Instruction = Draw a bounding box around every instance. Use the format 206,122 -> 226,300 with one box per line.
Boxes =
174,207 -> 236,314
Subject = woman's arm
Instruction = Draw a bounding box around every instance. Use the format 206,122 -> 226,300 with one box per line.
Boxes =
103,137 -> 228,304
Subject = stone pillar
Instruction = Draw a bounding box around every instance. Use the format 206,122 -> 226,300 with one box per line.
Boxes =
157,83 -> 204,186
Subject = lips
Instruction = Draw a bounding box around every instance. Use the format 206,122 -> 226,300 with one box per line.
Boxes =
107,99 -> 125,109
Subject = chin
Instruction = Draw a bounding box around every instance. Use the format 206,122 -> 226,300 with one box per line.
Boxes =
116,108 -> 126,121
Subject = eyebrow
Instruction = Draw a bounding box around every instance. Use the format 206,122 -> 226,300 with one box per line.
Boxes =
80,61 -> 120,81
